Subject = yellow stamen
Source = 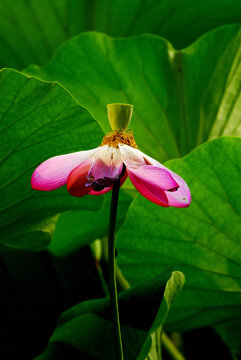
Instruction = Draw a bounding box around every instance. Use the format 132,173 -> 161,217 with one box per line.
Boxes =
101,129 -> 138,149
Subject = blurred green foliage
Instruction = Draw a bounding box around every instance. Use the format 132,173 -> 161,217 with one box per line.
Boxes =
1,0 -> 241,68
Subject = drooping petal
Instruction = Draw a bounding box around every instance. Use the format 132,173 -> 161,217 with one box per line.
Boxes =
119,144 -> 191,208
31,148 -> 98,191
126,165 -> 178,191
139,151 -> 191,207
67,159 -> 93,197
135,148 -> 188,188
165,182 -> 191,208
128,171 -> 169,207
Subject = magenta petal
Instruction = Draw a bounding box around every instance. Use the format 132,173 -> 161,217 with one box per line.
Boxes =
120,145 -> 191,207
165,183 -> 191,208
128,171 -> 169,207
31,149 -> 96,191
127,165 -> 178,191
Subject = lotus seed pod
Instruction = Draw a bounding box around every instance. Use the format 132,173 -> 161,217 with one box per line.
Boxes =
107,103 -> 133,132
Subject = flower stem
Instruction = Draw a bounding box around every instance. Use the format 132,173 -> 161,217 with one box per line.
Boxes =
108,178 -> 124,360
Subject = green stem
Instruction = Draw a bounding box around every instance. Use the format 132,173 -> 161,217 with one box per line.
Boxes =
108,178 -> 124,360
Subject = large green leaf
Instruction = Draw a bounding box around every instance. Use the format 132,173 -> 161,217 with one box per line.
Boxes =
1,0 -> 241,68
35,271 -> 184,360
49,185 -> 136,257
26,26 -> 241,163
0,69 -> 103,251
117,137 -> 241,333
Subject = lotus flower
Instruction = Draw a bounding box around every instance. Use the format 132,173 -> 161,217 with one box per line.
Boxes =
31,104 -> 191,208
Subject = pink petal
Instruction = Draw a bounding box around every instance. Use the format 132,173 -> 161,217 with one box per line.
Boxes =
67,159 -> 93,197
126,165 -> 179,191
31,148 -> 97,191
165,183 -> 191,208
139,151 -> 191,207
135,149 -> 188,186
128,171 -> 169,207
119,144 -> 191,208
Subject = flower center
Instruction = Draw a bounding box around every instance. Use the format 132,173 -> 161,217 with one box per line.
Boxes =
101,130 -> 138,149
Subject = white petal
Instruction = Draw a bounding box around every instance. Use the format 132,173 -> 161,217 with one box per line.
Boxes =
118,144 -> 146,168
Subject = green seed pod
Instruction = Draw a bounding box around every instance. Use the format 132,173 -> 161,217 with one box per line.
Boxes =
107,103 -> 133,132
